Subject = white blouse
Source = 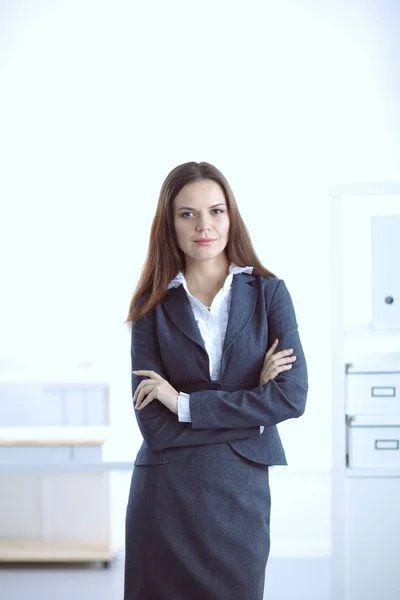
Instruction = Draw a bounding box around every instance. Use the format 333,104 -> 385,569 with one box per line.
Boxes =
167,263 -> 264,434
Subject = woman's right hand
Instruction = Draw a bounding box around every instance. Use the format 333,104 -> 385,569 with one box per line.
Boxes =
259,338 -> 296,386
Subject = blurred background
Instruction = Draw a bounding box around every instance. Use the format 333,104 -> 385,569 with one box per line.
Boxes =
1,1 -> 399,598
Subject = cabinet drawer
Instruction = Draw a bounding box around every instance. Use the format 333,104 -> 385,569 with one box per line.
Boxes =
348,423 -> 400,468
346,372 -> 400,415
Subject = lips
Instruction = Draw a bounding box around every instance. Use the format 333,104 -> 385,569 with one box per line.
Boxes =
194,239 -> 216,245
194,239 -> 216,243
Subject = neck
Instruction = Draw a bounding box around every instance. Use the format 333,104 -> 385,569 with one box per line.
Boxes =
183,254 -> 230,292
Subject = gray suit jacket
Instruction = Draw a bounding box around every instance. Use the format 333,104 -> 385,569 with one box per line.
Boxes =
131,273 -> 308,466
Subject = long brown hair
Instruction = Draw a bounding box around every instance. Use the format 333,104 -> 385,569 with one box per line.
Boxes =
126,161 -> 276,326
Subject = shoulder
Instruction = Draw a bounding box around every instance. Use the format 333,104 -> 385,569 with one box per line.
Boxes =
252,274 -> 293,310
252,273 -> 282,295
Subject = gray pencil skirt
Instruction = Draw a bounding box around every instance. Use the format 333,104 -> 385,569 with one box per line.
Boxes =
124,442 -> 271,600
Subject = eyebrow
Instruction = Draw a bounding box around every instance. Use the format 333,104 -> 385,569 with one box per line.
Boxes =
176,203 -> 226,211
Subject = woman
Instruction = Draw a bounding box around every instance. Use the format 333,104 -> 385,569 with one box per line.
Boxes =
124,161 -> 308,600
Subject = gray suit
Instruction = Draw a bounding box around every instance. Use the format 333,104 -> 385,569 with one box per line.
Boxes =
124,273 -> 308,600
131,272 -> 308,466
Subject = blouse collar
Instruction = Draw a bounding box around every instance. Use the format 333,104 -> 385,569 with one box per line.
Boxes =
167,263 -> 253,293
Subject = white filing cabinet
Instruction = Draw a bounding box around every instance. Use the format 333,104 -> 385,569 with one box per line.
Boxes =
371,215 -> 400,330
345,359 -> 400,600
0,381 -> 116,566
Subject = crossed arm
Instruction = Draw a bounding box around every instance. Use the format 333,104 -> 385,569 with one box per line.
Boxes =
131,310 -> 260,451
131,279 -> 308,451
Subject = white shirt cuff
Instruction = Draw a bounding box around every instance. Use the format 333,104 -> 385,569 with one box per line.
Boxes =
260,426 -> 264,434
177,392 -> 191,422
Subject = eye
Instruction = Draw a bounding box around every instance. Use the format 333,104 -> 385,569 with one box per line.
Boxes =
179,208 -> 225,218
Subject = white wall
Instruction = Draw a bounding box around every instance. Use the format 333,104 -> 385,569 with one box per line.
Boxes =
1,0 -> 399,557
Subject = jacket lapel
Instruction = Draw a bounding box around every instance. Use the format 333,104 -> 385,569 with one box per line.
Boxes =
220,274 -> 258,377
163,284 -> 207,352
163,273 -> 259,376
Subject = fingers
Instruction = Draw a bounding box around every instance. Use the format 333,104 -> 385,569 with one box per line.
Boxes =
260,345 -> 297,386
269,358 -> 296,376
265,340 -> 295,362
269,354 -> 296,370
265,338 -> 279,358
133,370 -> 163,380
263,346 -> 295,367
132,370 -> 164,408
133,379 -> 148,401
281,355 -> 297,365
280,361 -> 295,370
260,361 -> 295,385
269,364 -> 292,379
134,381 -> 154,408
272,348 -> 294,360
137,389 -> 157,411
134,386 -> 154,409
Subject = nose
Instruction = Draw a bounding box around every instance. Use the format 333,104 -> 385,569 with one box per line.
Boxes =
195,214 -> 211,232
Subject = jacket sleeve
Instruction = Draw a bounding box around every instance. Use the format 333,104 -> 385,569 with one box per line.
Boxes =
189,279 -> 308,429
178,391 -> 265,434
131,306 -> 260,451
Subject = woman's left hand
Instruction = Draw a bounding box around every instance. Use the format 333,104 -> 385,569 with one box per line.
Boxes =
133,370 -> 179,415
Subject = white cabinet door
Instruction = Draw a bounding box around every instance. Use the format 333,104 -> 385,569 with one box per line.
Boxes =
372,215 -> 400,330
346,477 -> 400,600
42,473 -> 111,543
0,474 -> 43,538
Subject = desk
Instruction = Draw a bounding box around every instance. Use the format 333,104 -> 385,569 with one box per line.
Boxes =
0,378 -> 119,566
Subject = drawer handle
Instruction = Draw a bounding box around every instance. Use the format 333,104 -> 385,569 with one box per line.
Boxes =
371,386 -> 396,398
375,440 -> 399,450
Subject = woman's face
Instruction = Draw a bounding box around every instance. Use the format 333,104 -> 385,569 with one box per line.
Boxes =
172,179 -> 230,264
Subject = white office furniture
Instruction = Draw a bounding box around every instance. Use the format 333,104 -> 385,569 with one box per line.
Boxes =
345,359 -> 400,600
0,382 -> 109,427
371,215 -> 400,330
0,381 -> 116,567
330,183 -> 400,600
